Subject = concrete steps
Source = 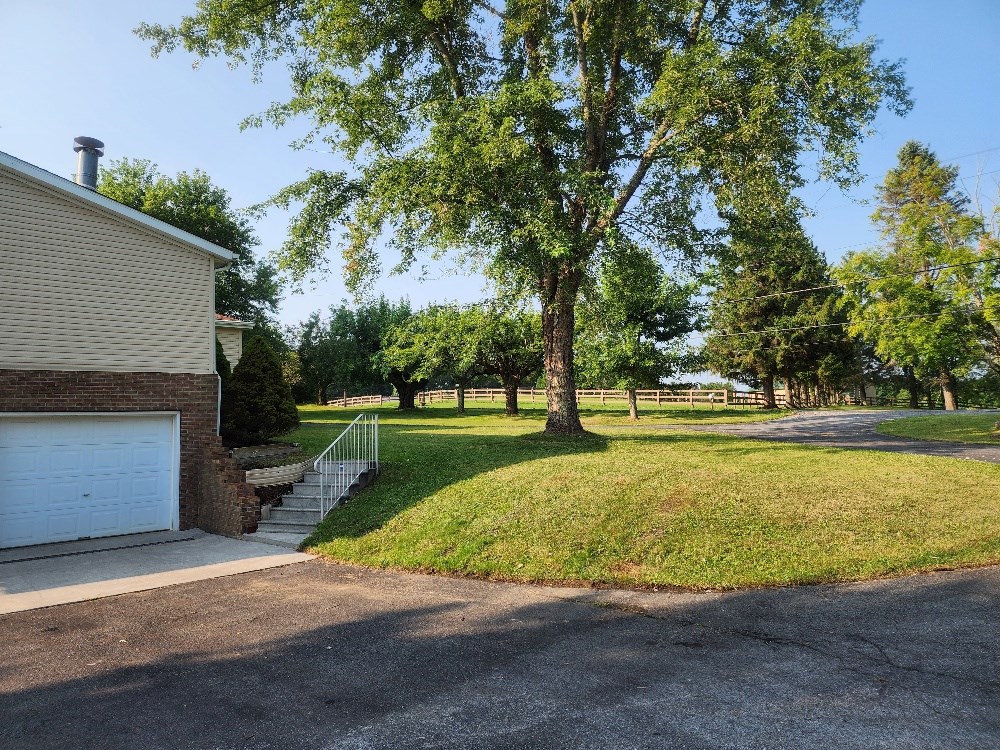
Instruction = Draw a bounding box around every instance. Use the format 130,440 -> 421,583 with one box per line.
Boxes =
246,467 -> 378,549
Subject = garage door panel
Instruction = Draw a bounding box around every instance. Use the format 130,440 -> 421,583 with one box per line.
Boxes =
45,511 -> 87,542
0,514 -> 38,547
0,481 -> 40,511
0,446 -> 46,479
47,479 -> 85,506
0,414 -> 178,548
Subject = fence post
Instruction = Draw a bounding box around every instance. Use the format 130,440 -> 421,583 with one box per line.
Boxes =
724,389 -> 729,408
657,390 -> 661,406
689,389 -> 694,409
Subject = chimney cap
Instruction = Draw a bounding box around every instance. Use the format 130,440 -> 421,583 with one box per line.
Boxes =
73,136 -> 104,155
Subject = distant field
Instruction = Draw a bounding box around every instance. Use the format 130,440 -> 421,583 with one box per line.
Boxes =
283,404 -> 1000,590
878,414 -> 1000,445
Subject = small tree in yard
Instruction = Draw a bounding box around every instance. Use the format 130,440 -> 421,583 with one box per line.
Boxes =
479,308 -> 544,416
222,337 -> 299,444
576,245 -> 698,419
416,305 -> 485,414
375,305 -> 432,410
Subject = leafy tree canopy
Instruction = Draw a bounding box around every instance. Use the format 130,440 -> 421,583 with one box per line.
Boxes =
98,158 -> 281,324
835,142 -> 994,409
576,244 -> 698,415
290,296 -> 411,403
139,0 -> 909,432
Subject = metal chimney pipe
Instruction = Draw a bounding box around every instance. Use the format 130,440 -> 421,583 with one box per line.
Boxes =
73,136 -> 104,190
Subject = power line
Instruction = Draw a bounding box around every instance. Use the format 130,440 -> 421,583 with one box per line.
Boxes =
945,145 -> 1000,162
704,301 -> 996,341
700,255 -> 1000,310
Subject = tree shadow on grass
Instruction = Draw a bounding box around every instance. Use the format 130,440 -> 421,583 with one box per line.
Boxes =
304,427 -> 831,546
306,429 -> 611,542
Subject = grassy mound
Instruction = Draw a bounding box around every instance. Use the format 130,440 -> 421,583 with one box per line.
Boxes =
285,403 -> 1000,589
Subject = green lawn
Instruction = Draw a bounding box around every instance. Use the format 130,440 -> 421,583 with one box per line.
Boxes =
282,403 -> 1000,590
877,414 -> 1000,445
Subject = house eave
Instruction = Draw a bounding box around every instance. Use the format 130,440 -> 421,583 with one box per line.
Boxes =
0,150 -> 237,266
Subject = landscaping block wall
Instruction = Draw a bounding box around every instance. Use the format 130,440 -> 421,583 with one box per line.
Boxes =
0,369 -> 258,536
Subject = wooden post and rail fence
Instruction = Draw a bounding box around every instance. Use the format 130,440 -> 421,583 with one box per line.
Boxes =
326,388 -> 792,409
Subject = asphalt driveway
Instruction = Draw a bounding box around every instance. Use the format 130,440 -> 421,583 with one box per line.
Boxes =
2,560 -> 998,749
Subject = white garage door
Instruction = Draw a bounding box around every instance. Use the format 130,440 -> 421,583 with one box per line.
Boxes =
0,414 -> 178,549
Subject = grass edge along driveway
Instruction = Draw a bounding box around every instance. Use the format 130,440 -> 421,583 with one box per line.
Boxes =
878,413 -> 1000,445
285,404 -> 1000,591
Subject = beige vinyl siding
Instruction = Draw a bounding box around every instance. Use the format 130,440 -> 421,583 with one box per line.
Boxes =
216,326 -> 244,367
0,170 -> 215,373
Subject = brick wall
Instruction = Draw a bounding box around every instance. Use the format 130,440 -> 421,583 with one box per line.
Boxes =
0,369 -> 258,537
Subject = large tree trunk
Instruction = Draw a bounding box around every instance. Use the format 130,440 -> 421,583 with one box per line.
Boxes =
541,277 -> 584,434
392,377 -> 421,410
762,373 -> 777,409
456,383 -> 466,414
941,369 -> 959,411
628,388 -> 638,420
503,381 -> 519,416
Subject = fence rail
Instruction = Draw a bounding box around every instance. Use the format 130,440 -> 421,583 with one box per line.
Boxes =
327,387 -> 806,409
326,394 -> 398,408
328,388 -> 997,411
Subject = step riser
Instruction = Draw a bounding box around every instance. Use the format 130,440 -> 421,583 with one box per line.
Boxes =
279,496 -> 323,510
257,522 -> 320,534
270,509 -> 322,524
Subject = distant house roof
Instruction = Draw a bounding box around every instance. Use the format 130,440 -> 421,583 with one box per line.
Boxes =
215,313 -> 255,329
0,149 -> 236,266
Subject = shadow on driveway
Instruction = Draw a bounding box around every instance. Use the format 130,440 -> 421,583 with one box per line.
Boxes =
1,561 -> 998,749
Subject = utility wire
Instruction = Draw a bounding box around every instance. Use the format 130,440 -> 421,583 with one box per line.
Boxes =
945,145 -> 1000,162
704,300 -> 997,341
700,255 -> 1000,309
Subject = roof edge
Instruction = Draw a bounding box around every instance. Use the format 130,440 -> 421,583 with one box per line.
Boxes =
0,150 -> 236,265
215,317 -> 255,330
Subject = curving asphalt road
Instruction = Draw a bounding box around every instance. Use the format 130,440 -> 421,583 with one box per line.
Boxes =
683,409 -> 1000,464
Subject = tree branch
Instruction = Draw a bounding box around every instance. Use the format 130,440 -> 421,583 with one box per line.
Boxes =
570,2 -> 598,172
406,0 -> 467,98
471,0 -> 505,20
686,0 -> 709,48
597,0 -> 625,173
593,118 -> 676,233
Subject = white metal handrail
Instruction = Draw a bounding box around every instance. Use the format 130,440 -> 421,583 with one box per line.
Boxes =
313,413 -> 379,517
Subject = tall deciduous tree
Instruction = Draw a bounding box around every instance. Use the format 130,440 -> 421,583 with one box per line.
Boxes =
576,245 -> 698,418
836,142 -> 989,410
374,301 -> 431,409
98,159 -> 281,323
140,0 -> 908,433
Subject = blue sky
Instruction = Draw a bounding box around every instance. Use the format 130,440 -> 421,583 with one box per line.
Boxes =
2,0 -> 998,329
